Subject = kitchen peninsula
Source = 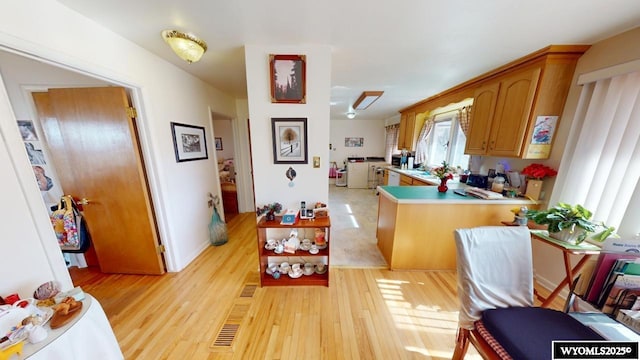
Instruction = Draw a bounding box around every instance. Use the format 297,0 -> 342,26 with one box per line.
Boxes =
376,185 -> 539,270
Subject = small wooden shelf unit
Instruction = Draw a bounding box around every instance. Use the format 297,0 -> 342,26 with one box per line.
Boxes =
257,215 -> 330,287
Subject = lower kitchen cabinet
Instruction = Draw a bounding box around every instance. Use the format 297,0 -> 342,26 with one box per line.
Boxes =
376,187 -> 539,270
257,216 -> 330,286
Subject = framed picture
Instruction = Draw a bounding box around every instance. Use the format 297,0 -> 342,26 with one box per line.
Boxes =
345,137 -> 364,147
271,118 -> 308,164
171,122 -> 208,162
270,54 -> 306,104
215,137 -> 223,151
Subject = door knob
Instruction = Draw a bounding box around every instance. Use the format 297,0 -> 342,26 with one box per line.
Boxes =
79,198 -> 90,205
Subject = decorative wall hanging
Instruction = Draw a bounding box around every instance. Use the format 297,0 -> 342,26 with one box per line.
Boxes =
345,137 -> 364,147
525,115 -> 558,159
286,166 -> 297,187
215,137 -> 223,151
171,122 -> 208,162
271,118 -> 308,164
270,54 -> 306,104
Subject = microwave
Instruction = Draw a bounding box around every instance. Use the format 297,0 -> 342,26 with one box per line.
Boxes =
391,155 -> 402,167
391,154 -> 420,168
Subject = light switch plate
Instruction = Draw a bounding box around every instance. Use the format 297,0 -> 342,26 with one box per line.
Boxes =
313,156 -> 320,168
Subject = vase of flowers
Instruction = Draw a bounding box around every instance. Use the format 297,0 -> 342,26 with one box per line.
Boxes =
521,163 -> 557,200
432,161 -> 454,193
256,202 -> 283,221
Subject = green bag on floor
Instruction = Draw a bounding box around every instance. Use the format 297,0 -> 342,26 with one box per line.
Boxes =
209,205 -> 228,246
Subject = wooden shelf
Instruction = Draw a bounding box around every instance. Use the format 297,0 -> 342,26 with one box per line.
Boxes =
257,215 -> 331,287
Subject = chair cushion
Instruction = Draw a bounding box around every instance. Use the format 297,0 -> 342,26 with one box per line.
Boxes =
481,307 -> 604,360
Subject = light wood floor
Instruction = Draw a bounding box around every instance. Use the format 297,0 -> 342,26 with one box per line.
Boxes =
70,212 -> 564,360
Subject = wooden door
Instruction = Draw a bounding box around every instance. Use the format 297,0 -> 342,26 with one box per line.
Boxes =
489,67 -> 541,157
465,82 -> 500,155
32,87 -> 164,275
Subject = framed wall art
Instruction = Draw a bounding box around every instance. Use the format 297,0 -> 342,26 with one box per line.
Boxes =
215,137 -> 223,151
345,137 -> 364,147
270,54 -> 306,104
271,118 -> 308,164
171,122 -> 208,162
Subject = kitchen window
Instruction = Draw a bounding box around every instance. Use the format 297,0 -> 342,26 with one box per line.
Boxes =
421,114 -> 469,169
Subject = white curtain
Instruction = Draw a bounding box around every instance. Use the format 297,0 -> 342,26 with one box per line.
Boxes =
551,70 -> 640,230
414,115 -> 435,165
384,124 -> 399,163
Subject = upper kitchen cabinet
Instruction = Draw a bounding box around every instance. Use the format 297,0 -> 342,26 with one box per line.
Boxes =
466,67 -> 541,157
397,111 -> 425,151
400,45 -> 590,159
466,47 -> 588,158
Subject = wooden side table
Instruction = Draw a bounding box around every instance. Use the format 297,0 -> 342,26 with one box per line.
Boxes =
529,229 -> 601,308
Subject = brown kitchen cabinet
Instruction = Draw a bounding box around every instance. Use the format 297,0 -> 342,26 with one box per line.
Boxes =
399,174 -> 413,186
399,46 -> 589,160
397,111 -> 425,151
383,169 -> 389,185
464,49 -> 586,159
466,67 -> 541,157
399,173 -> 433,186
257,216 -> 330,287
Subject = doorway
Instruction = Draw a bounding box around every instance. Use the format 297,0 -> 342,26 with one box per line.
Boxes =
212,115 -> 239,220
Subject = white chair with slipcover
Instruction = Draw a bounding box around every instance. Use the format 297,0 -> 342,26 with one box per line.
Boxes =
452,226 -> 603,359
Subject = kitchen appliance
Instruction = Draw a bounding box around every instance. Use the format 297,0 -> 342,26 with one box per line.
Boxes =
388,171 -> 400,186
466,174 -> 488,189
391,153 -> 419,168
391,155 -> 402,167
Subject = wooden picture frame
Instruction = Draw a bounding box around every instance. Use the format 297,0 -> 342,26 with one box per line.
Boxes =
171,122 -> 208,162
270,54 -> 306,104
215,137 -> 223,151
271,118 -> 308,164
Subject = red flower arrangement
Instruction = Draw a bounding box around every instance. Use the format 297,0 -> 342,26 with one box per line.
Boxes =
521,163 -> 557,180
431,161 -> 454,180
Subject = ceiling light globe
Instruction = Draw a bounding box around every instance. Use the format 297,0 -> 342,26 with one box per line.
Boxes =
346,112 -> 356,119
161,30 -> 207,63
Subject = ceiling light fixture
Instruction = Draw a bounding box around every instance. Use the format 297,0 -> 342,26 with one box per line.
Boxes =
353,91 -> 384,110
346,111 -> 356,119
161,30 -> 208,64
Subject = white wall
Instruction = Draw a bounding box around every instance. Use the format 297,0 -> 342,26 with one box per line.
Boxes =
533,26 -> 640,291
0,74 -> 72,296
329,118 -> 386,168
245,45 -> 331,211
0,0 -> 240,297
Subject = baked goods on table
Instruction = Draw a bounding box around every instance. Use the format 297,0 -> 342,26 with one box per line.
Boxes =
50,297 -> 83,329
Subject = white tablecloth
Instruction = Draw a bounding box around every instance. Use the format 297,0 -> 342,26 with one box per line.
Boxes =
24,295 -> 123,359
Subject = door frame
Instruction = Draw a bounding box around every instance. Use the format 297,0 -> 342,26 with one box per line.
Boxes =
0,45 -> 177,275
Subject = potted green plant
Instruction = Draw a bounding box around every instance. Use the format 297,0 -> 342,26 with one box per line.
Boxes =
526,202 -> 615,245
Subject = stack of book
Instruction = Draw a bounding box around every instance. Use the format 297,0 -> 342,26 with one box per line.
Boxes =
579,251 -> 640,320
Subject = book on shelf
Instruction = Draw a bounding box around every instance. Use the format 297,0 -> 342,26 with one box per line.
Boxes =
573,257 -> 598,297
596,259 -> 640,307
600,274 -> 640,315
584,252 -> 640,304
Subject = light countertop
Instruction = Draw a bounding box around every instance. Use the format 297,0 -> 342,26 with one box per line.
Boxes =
377,185 -> 540,205
385,166 -> 464,187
